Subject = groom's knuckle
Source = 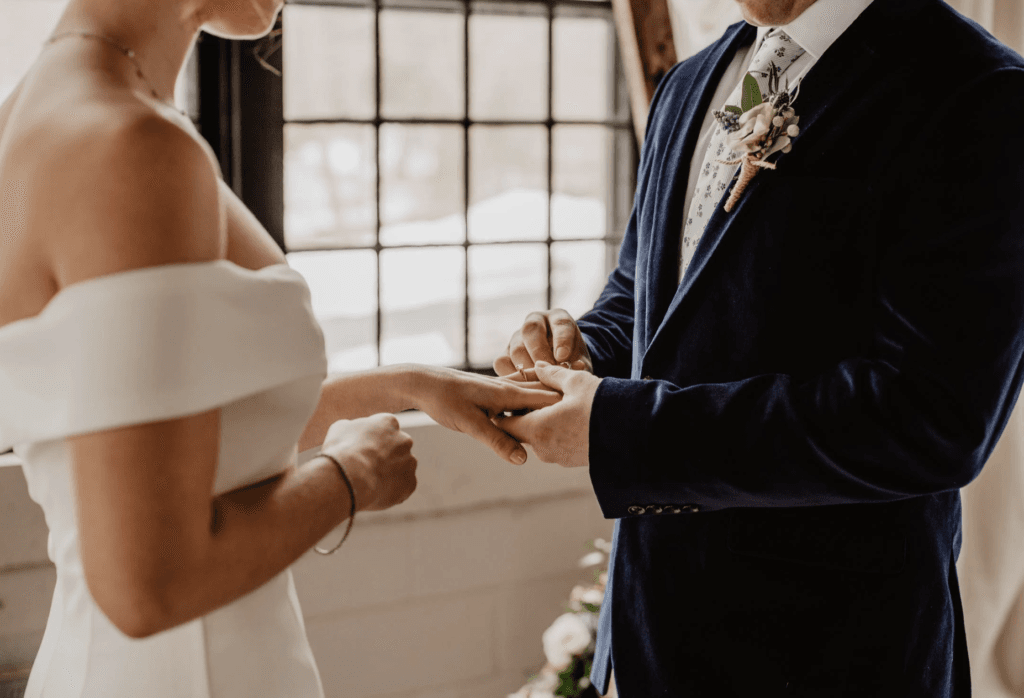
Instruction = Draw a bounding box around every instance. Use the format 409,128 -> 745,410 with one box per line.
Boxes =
523,312 -> 545,331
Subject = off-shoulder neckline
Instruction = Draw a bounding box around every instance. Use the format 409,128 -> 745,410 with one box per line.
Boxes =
0,260 -> 294,338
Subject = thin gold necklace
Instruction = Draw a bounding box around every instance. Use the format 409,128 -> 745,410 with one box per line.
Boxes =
45,31 -> 187,117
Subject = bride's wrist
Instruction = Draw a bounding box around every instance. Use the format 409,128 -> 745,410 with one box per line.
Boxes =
320,451 -> 375,515
387,363 -> 437,413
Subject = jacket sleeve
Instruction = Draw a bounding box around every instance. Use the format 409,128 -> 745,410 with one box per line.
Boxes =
588,67 -> 1024,518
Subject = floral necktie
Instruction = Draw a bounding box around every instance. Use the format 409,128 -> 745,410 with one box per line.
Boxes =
679,28 -> 807,281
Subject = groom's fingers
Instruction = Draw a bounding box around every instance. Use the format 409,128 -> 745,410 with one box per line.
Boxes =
508,329 -> 538,371
532,361 -> 572,392
548,309 -> 579,363
521,312 -> 558,366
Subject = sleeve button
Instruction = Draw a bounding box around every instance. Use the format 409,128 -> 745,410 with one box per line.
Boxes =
669,506 -> 682,514
642,375 -> 653,381
682,504 -> 701,513
649,505 -> 663,514
627,505 -> 645,515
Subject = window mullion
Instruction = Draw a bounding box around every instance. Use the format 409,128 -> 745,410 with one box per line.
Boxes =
375,0 -> 384,367
546,0 -> 555,313
462,0 -> 471,370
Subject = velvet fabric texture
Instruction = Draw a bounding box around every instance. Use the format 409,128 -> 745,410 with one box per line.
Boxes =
578,0 -> 1024,695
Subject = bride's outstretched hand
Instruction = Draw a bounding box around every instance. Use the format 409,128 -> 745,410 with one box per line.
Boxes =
408,366 -> 562,465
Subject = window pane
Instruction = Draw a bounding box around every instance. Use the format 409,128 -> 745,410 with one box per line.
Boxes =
283,5 -> 375,120
381,247 -> 465,365
380,124 -> 464,246
553,14 -> 614,121
469,243 -> 547,367
285,124 -> 376,250
0,1 -> 67,103
469,125 -> 547,243
469,11 -> 548,120
287,250 -> 378,372
552,125 -> 611,240
381,9 -> 464,119
551,241 -> 606,319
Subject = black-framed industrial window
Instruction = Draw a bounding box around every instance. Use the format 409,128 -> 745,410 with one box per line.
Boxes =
280,0 -> 636,373
199,0 -> 637,374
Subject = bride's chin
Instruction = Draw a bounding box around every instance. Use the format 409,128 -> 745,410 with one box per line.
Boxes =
202,1 -> 282,40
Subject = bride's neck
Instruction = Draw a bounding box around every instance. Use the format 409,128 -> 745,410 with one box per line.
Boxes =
52,0 -> 202,103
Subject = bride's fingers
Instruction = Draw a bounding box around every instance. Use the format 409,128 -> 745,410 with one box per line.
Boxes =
461,410 -> 529,465
493,354 -> 518,377
517,367 -> 540,382
518,380 -> 560,394
497,377 -> 559,393
501,384 -> 562,410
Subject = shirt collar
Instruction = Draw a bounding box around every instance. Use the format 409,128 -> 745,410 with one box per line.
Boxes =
754,0 -> 874,60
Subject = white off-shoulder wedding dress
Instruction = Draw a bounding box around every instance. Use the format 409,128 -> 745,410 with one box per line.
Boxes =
0,260 -> 329,697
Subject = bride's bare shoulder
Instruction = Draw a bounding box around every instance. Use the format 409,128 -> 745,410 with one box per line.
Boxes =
14,99 -> 227,290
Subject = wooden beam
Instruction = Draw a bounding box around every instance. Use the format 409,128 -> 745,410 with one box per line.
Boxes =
612,0 -> 678,145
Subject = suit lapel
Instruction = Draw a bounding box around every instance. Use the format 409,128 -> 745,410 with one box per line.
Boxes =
644,22 -> 757,335
643,0 -> 902,365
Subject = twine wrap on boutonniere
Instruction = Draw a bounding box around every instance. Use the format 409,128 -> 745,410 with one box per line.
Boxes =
713,63 -> 802,212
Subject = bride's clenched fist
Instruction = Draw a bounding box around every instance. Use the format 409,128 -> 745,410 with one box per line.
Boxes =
320,415 -> 417,512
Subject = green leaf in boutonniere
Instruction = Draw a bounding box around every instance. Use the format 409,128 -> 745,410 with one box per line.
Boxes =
740,74 -> 762,113
723,105 -> 742,115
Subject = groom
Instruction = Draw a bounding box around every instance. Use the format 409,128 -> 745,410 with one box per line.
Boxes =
495,0 -> 1024,695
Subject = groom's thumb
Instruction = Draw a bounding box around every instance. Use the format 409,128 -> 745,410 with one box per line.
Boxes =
533,361 -> 568,392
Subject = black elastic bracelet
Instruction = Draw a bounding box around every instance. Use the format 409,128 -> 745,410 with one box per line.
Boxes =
313,452 -> 357,555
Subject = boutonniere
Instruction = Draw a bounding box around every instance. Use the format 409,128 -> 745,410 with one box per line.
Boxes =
714,65 -> 802,212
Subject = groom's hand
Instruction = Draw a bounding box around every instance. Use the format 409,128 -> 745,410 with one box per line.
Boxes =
494,309 -> 594,378
495,361 -> 601,468
407,366 -> 561,465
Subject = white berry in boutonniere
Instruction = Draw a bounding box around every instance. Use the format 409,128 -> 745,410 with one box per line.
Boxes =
713,63 -> 801,212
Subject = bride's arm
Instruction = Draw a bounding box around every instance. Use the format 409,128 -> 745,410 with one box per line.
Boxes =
297,364 -> 560,464
297,366 -> 417,452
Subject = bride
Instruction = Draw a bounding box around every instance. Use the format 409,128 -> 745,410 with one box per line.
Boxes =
0,0 -> 560,695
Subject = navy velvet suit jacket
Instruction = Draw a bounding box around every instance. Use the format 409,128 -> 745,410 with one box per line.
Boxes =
578,1 -> 1024,696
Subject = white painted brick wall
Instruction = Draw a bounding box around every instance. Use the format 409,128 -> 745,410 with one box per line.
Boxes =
0,414 -> 614,697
